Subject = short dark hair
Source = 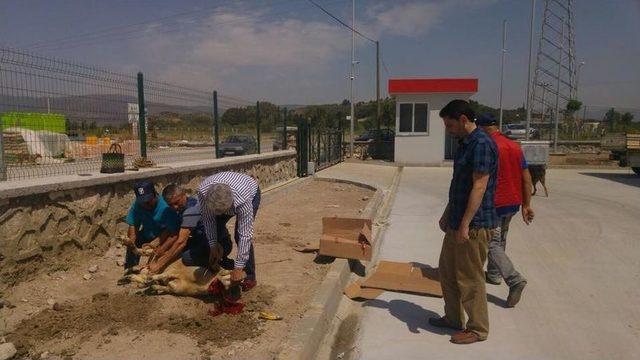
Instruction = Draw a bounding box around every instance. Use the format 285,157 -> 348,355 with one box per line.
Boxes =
162,183 -> 183,201
439,99 -> 475,122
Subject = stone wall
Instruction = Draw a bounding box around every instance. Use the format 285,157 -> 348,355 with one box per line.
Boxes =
0,151 -> 296,284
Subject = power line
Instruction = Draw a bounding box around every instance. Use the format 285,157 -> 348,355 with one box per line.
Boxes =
23,1 -> 235,49
26,0 -> 304,51
29,0 -> 344,52
306,0 -> 376,43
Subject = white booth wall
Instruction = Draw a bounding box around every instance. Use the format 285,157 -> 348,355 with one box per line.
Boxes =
394,92 -> 473,166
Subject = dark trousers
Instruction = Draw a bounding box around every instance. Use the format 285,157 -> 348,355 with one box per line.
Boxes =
181,235 -> 210,268
124,232 -> 152,269
210,188 -> 261,280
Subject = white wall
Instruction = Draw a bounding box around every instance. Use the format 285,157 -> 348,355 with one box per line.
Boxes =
394,93 -> 472,166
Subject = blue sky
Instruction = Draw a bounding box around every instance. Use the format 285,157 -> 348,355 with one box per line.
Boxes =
1,0 -> 639,110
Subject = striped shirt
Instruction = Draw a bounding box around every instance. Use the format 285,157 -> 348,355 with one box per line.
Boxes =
198,171 -> 259,269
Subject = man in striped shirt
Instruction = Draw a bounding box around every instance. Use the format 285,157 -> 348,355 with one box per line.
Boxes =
199,171 -> 261,291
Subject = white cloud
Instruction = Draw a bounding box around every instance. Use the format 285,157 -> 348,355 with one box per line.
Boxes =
370,0 -> 501,37
131,1 -> 502,103
374,2 -> 446,37
136,9 -> 349,96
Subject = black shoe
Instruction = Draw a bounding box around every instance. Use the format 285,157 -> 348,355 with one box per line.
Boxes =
219,257 -> 235,270
507,281 -> 527,307
428,316 -> 462,330
485,271 -> 502,285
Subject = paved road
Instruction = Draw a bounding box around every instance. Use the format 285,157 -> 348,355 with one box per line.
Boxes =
355,167 -> 640,360
4,141 -> 274,180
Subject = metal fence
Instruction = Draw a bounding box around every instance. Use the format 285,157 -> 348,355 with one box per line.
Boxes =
296,116 -> 343,176
0,47 -> 271,181
529,103 -> 640,141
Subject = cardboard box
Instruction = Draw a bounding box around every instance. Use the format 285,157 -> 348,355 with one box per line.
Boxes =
361,260 -> 442,298
344,279 -> 384,300
319,217 -> 373,261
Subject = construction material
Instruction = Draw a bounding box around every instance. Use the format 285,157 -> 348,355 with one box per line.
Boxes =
319,217 -> 372,261
520,140 -> 550,164
344,261 -> 443,300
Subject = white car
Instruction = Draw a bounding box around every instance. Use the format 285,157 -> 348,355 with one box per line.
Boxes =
503,124 -> 537,139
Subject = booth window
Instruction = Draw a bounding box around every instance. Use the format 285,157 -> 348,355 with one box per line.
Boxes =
398,103 -> 429,134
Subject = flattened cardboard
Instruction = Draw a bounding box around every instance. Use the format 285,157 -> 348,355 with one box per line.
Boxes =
319,217 -> 373,261
362,261 -> 443,298
344,279 -> 384,300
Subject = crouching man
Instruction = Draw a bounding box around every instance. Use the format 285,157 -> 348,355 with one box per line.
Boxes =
199,171 -> 261,292
123,180 -> 179,270
141,183 -> 211,274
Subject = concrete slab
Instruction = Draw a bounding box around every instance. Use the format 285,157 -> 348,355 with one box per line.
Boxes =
355,167 -> 640,360
315,162 -> 398,191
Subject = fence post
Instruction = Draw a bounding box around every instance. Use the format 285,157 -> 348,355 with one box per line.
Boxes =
0,123 -> 6,181
137,72 -> 147,159
213,91 -> 220,158
316,127 -> 321,166
255,101 -> 261,154
296,116 -> 302,176
283,107 -> 288,150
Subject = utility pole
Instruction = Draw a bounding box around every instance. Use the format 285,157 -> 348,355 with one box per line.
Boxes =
525,0 -> 536,140
349,0 -> 356,157
376,40 -> 381,132
553,19 -> 565,153
498,20 -> 507,131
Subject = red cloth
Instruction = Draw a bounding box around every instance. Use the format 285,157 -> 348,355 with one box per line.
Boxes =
491,132 -> 524,208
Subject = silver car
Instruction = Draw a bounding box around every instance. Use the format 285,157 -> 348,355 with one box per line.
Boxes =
503,124 -> 537,140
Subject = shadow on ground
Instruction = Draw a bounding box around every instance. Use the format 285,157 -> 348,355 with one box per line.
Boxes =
580,172 -> 640,187
364,299 -> 454,336
487,293 -> 508,308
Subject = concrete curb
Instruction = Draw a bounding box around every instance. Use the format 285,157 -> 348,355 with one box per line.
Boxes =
547,164 -> 620,170
277,168 -> 402,360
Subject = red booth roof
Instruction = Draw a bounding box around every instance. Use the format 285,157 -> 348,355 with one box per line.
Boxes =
388,78 -> 478,94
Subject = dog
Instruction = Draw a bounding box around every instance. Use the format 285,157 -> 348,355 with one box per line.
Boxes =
529,164 -> 548,197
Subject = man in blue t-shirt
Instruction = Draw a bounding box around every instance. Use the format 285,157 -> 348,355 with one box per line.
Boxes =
148,184 -> 218,274
124,180 -> 179,269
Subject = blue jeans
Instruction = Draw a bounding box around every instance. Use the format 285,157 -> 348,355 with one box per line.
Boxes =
219,188 -> 260,280
487,213 -> 526,287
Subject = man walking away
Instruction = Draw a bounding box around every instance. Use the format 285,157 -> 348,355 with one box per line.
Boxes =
199,171 -> 261,292
124,180 -> 179,270
477,113 -> 534,307
429,100 -> 498,345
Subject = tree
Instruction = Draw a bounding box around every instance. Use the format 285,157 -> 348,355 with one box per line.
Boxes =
566,99 -> 582,114
604,108 -> 621,132
564,100 -> 583,139
621,112 -> 634,130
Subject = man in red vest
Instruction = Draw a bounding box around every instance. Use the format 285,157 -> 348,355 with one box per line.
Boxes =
477,113 -> 535,307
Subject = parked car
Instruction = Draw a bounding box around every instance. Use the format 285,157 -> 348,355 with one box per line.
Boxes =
219,134 -> 257,157
272,126 -> 298,151
355,128 -> 395,142
503,124 -> 538,140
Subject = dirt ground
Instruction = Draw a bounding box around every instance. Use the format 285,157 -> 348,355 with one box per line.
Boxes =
1,180 -> 373,360
549,151 -> 617,166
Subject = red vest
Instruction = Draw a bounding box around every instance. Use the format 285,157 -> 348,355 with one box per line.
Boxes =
491,132 -> 524,208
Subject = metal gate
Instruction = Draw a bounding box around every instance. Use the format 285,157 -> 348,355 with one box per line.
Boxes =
296,117 -> 343,177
